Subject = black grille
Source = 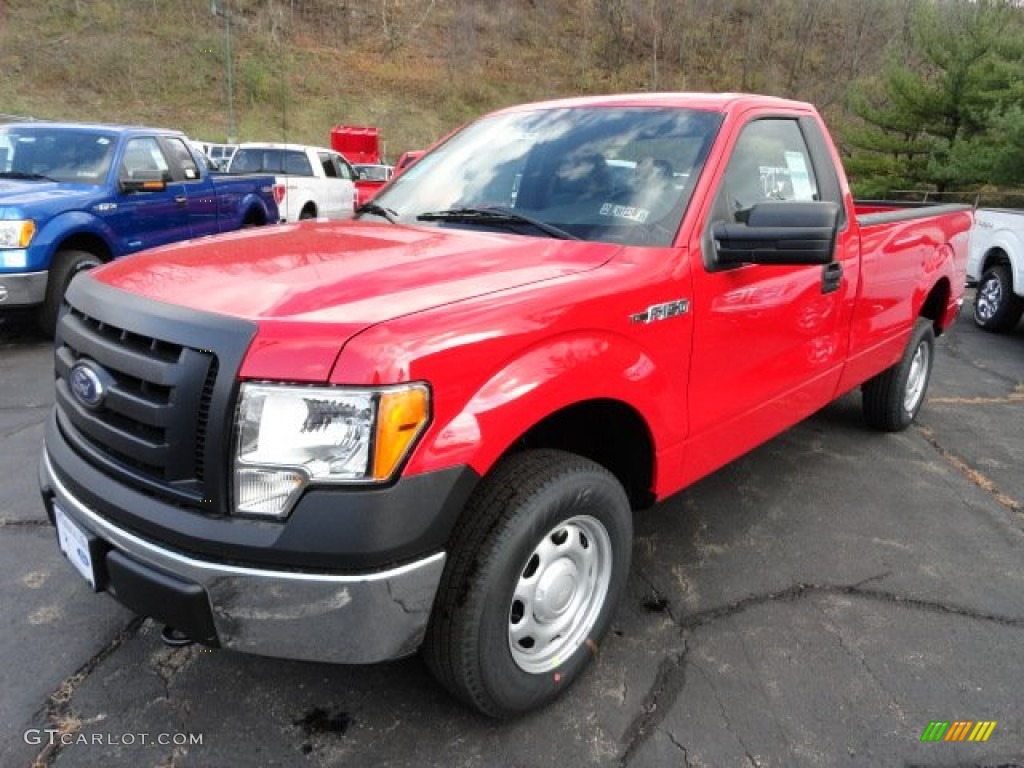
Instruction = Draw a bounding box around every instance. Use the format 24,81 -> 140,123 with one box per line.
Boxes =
55,305 -> 217,503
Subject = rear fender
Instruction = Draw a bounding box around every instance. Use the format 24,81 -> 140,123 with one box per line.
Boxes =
916,212 -> 972,331
236,189 -> 275,226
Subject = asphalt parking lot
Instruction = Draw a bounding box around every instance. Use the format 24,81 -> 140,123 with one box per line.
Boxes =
1,298 -> 1022,768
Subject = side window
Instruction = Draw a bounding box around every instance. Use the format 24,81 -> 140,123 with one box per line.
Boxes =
335,156 -> 354,181
319,152 -> 338,178
162,138 -> 201,181
716,119 -> 819,223
119,137 -> 170,182
284,151 -> 313,176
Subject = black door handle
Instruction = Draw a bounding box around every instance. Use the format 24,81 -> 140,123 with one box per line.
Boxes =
821,262 -> 842,294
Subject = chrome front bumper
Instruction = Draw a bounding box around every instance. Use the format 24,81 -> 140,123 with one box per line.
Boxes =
0,270 -> 47,306
41,450 -> 446,664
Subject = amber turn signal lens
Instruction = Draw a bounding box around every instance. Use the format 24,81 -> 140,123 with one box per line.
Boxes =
372,386 -> 429,480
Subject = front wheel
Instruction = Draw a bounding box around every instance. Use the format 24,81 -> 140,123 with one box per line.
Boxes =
423,449 -> 632,718
973,264 -> 1023,332
862,317 -> 935,432
39,249 -> 103,336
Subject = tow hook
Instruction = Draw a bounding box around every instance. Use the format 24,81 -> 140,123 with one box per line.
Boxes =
160,625 -> 194,648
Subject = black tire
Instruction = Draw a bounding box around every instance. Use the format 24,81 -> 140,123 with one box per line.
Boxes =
39,249 -> 103,337
298,205 -> 317,220
973,264 -> 1023,332
423,449 -> 632,718
862,317 -> 935,432
241,209 -> 266,228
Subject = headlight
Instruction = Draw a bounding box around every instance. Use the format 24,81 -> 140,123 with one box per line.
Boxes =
234,382 -> 430,518
0,220 -> 35,249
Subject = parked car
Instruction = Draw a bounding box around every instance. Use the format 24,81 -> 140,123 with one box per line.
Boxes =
41,93 -> 971,718
967,207 -> 1024,332
353,162 -> 393,206
227,142 -> 357,221
0,122 -> 277,333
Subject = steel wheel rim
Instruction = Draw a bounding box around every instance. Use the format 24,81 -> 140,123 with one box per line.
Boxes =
508,514 -> 613,674
976,276 -> 1002,321
904,339 -> 930,414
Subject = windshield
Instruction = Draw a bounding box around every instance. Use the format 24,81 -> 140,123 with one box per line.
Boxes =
0,126 -> 116,185
371,106 -> 722,246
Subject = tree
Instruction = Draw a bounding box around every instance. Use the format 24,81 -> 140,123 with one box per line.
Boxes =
843,0 -> 1024,196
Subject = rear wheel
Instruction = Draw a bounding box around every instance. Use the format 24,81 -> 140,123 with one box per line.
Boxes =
39,249 -> 102,336
241,209 -> 266,228
299,205 -> 317,220
973,264 -> 1023,332
423,449 -> 632,718
862,317 -> 935,432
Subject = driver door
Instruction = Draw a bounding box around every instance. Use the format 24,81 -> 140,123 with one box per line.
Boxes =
684,115 -> 858,479
112,136 -> 190,252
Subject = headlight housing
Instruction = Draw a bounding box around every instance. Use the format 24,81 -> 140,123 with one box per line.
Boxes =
0,220 -> 36,249
234,382 -> 430,518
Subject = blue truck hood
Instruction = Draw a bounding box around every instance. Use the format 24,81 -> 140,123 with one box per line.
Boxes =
0,180 -> 100,218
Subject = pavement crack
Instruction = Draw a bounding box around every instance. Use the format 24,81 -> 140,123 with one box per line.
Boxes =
929,394 -> 1024,406
679,582 -> 1024,632
29,616 -> 145,767
618,642 -> 689,767
917,426 -> 1022,516
152,643 -> 199,698
0,518 -> 52,529
658,726 -> 692,767
634,566 -> 681,624
692,661 -> 761,766
680,583 -> 815,630
0,407 -> 50,435
817,602 -> 905,721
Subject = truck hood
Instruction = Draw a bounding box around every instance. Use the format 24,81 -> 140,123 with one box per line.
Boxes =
93,220 -> 619,380
0,181 -> 97,215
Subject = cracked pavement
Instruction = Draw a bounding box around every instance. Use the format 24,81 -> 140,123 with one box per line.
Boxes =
1,300 -> 1022,768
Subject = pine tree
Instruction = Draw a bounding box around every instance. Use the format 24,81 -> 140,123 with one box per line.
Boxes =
843,0 -> 1024,197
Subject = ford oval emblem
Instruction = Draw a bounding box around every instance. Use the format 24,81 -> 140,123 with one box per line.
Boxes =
69,361 -> 106,409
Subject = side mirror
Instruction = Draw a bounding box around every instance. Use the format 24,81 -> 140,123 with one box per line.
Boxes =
119,170 -> 168,194
712,201 -> 839,266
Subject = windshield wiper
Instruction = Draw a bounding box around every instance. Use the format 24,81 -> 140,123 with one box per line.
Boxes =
416,207 -> 579,240
355,201 -> 399,224
0,171 -> 58,182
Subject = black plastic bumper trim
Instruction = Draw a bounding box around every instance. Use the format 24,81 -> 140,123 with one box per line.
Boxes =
44,410 -> 479,571
105,550 -> 220,646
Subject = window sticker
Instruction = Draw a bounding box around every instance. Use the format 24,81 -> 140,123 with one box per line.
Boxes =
784,151 -> 815,200
599,203 -> 650,223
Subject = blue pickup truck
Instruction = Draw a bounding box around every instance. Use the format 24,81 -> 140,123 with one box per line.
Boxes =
0,122 -> 278,333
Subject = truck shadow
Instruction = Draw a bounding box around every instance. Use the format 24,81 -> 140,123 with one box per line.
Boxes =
0,312 -> 47,346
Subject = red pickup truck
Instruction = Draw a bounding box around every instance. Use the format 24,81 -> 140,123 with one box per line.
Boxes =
41,93 -> 970,718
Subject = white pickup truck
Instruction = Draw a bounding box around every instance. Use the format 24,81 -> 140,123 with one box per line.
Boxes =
227,142 -> 357,222
968,208 -> 1024,332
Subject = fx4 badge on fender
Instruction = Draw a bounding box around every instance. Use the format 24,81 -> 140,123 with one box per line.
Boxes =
630,299 -> 690,324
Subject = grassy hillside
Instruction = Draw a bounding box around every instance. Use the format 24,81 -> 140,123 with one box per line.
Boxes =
0,0 -> 909,162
